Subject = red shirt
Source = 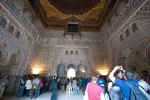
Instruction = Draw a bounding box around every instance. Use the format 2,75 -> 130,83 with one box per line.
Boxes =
87,82 -> 104,100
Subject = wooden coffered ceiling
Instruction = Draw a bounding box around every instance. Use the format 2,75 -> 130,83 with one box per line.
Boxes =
29,0 -> 117,32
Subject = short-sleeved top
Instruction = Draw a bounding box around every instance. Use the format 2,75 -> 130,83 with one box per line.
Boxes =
32,78 -> 40,89
78,78 -> 83,84
84,78 -> 89,86
115,78 -> 138,100
33,78 -> 40,84
87,82 -> 104,100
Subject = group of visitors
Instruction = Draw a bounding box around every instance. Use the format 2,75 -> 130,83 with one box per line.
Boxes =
84,66 -> 150,100
17,74 -> 56,99
0,66 -> 149,100
16,74 -> 91,100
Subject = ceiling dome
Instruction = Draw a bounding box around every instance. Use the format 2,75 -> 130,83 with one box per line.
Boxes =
48,0 -> 101,15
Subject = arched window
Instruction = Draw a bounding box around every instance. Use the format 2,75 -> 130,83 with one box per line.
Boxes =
120,34 -> 124,41
75,51 -> 78,55
132,23 -> 138,32
70,50 -> 73,55
9,2 -> 17,13
65,50 -> 68,55
16,31 -> 21,39
0,17 -> 7,28
8,25 -> 14,34
125,29 -> 130,37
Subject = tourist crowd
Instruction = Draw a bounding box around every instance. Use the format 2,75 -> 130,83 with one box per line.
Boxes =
0,66 -> 149,100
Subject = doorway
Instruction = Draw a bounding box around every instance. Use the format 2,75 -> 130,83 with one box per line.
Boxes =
77,64 -> 86,77
57,64 -> 65,77
67,64 -> 75,78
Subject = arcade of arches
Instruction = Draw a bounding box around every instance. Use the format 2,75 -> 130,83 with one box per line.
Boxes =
0,0 -> 150,98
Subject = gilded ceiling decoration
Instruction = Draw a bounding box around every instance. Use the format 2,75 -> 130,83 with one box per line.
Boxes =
40,0 -> 106,21
29,0 -> 116,31
48,0 -> 100,15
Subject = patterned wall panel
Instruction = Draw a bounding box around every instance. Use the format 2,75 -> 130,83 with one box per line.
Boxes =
0,4 -> 33,76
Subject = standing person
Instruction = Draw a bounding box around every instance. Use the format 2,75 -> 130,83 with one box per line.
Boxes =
72,78 -> 78,95
25,76 -> 32,98
64,77 -> 67,91
108,69 -> 124,100
38,76 -> 43,97
134,73 -> 150,97
0,75 -> 9,99
67,77 -> 72,94
47,77 -> 51,92
78,77 -> 83,90
97,74 -> 106,93
109,66 -> 147,100
18,75 -> 26,97
141,70 -> 150,85
30,75 -> 39,99
59,76 -> 64,90
84,76 -> 104,100
50,75 -> 57,100
83,76 -> 89,93
43,77 -> 47,93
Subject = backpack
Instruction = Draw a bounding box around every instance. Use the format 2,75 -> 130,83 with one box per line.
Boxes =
109,82 -> 122,100
97,78 -> 106,93
125,82 -> 148,100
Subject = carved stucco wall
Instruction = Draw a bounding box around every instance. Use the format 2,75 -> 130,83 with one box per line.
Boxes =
13,0 -> 150,76
27,42 -> 58,76
99,0 -> 150,75
0,3 -> 33,76
0,0 -> 150,76
0,0 -> 106,76
50,47 -> 91,76
27,44 -> 93,76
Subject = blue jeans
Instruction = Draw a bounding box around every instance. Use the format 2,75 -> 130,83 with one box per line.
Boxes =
38,87 -> 40,96
51,89 -> 57,100
73,87 -> 78,95
18,86 -> 25,97
26,89 -> 30,97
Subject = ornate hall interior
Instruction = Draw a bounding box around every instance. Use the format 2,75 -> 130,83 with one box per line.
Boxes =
0,0 -> 150,99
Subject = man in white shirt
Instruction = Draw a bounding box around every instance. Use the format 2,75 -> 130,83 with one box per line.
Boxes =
30,76 -> 39,99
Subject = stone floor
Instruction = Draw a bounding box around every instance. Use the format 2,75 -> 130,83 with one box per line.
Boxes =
1,90 -> 84,100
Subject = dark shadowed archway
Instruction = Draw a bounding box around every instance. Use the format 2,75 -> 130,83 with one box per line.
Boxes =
77,64 -> 86,77
57,63 -> 65,77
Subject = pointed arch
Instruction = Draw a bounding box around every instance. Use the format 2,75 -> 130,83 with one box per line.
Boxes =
8,25 -> 14,34
0,17 -> 7,28
132,23 -> 138,32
